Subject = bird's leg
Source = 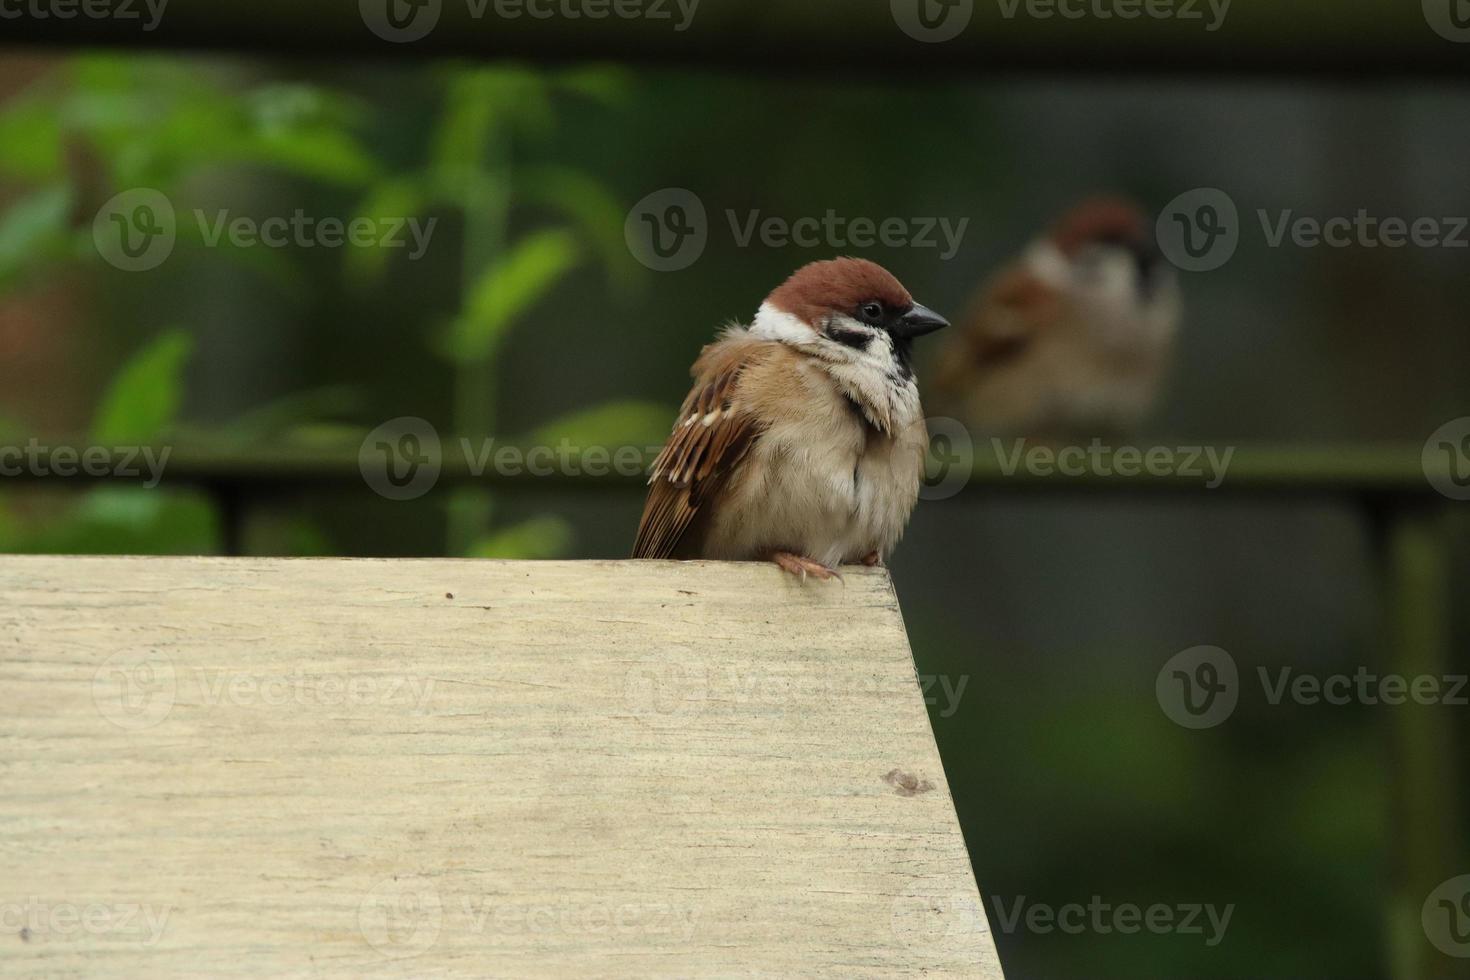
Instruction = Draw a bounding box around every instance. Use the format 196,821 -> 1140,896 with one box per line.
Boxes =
770,551 -> 843,583
861,551 -> 883,567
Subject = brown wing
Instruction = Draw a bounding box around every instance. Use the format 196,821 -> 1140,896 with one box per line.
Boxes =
965,263 -> 1058,367
632,339 -> 767,560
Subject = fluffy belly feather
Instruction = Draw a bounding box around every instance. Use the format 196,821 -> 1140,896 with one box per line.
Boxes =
701,416 -> 926,567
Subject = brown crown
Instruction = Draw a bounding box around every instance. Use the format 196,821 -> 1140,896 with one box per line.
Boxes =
1049,197 -> 1148,255
766,257 -> 914,326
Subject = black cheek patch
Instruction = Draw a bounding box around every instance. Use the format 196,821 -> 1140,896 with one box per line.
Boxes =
826,325 -> 871,350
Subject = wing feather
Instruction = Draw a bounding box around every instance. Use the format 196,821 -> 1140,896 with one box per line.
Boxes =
631,338 -> 768,560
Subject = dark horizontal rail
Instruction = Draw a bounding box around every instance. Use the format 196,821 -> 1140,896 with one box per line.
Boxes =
1,1 -> 1467,80
0,442 -> 1454,501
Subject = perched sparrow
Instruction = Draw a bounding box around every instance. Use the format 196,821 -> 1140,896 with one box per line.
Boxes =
632,258 -> 949,581
931,197 -> 1181,438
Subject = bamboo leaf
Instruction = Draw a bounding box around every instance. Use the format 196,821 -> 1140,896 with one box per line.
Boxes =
442,229 -> 580,363
89,330 -> 194,444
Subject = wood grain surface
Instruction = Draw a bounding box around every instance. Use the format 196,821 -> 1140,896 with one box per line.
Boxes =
0,557 -> 1001,977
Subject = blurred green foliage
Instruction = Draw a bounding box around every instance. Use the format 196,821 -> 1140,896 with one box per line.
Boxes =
0,56 -> 670,558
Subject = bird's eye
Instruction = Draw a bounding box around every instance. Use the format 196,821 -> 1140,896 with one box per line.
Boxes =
859,302 -> 884,323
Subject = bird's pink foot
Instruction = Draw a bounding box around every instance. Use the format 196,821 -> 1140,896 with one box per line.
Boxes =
771,551 -> 842,582
861,551 -> 883,567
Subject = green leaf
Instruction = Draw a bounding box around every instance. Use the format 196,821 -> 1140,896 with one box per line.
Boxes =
520,166 -> 636,290
241,126 -> 382,187
89,330 -> 194,444
0,100 -> 63,180
466,515 -> 573,560
0,185 -> 71,291
220,386 -> 365,444
551,66 -> 634,107
345,177 -> 431,284
442,229 -> 580,364
530,400 -> 675,450
10,488 -> 218,556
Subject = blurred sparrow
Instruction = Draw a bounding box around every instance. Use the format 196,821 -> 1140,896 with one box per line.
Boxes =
633,257 -> 949,581
931,197 -> 1180,438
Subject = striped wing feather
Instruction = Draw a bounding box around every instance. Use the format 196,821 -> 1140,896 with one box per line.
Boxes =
632,342 -> 766,560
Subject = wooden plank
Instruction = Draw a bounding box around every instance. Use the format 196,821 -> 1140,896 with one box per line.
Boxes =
0,557 -> 1001,978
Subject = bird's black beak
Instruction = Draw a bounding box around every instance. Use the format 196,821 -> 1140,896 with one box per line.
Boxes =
893,303 -> 949,340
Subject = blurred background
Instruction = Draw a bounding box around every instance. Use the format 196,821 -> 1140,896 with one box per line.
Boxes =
2,6 -> 1469,976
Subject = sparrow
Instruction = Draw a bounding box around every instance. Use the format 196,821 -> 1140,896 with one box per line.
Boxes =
930,197 -> 1181,439
632,257 -> 949,581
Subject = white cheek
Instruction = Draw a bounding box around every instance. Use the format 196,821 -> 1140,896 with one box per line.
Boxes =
1025,240 -> 1072,289
750,303 -> 813,343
